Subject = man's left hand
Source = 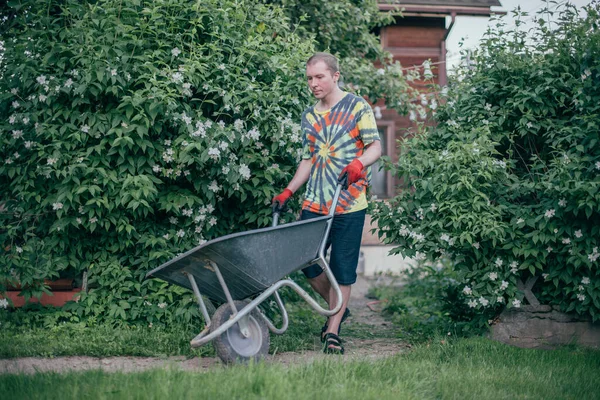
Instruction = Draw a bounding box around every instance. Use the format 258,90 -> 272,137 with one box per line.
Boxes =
339,159 -> 364,186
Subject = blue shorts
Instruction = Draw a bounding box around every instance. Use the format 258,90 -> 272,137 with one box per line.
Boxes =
300,209 -> 366,285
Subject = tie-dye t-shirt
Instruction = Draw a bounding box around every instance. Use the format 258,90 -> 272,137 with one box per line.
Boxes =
301,93 -> 380,215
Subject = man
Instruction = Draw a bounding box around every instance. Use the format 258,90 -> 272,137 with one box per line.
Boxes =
273,52 -> 382,354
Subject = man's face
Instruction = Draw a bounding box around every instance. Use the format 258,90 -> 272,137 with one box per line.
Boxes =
306,61 -> 339,100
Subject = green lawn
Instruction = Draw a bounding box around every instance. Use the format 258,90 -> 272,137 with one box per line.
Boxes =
0,303 -> 328,358
2,337 -> 599,400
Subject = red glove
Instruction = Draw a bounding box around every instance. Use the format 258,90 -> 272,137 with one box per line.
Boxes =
272,188 -> 293,209
339,159 -> 364,186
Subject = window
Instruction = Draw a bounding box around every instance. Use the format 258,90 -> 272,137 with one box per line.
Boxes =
370,123 -> 395,199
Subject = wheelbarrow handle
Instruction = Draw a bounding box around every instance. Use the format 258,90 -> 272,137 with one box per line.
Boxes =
337,171 -> 349,190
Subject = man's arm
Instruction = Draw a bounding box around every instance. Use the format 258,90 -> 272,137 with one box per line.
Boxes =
357,140 -> 382,168
285,158 -> 312,193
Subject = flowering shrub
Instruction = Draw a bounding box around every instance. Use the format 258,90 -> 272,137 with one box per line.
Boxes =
373,3 -> 600,321
0,0 -> 322,326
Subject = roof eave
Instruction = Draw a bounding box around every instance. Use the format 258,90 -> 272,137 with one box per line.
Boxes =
378,4 -> 507,17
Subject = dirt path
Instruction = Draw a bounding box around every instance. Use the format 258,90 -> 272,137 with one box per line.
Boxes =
0,276 -> 408,375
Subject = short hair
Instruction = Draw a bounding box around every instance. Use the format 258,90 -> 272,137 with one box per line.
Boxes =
306,52 -> 339,74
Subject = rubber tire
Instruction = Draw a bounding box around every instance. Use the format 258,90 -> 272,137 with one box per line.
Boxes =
211,300 -> 270,365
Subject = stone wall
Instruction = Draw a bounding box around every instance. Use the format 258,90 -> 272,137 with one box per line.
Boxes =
490,305 -> 600,349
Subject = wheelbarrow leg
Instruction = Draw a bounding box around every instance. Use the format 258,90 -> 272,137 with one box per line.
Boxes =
185,272 -> 212,326
258,290 -> 289,335
209,261 -> 250,338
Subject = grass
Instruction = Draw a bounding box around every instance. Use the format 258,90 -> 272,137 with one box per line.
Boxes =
1,337 -> 599,399
0,302 -> 327,358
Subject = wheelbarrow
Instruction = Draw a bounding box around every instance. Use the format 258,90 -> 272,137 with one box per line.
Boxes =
145,181 -> 348,364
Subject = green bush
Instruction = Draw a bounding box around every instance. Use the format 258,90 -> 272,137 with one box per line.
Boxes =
373,3 -> 600,321
0,0 -> 318,326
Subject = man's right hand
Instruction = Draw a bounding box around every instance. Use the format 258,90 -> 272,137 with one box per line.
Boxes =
272,188 -> 293,209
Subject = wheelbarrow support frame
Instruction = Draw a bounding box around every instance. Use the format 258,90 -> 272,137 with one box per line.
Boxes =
185,185 -> 345,348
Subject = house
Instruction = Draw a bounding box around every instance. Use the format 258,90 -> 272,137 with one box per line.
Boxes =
360,0 -> 503,275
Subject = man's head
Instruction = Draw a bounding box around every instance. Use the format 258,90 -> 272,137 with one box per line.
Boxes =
306,52 -> 340,100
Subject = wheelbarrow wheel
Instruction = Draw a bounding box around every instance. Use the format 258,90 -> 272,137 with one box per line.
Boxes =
211,300 -> 270,365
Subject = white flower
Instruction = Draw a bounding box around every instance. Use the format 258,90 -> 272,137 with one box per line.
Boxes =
162,233 -> 169,240
81,125 -> 90,133
206,204 -> 214,213
110,69 -> 117,76
218,141 -> 228,150
512,299 -> 521,308
409,110 -> 417,122
89,217 -> 98,223
588,248 -> 599,263
171,47 -> 181,57
16,246 -> 23,253
208,181 -> 220,193
208,217 -> 217,226
222,166 -> 230,175
76,217 -> 82,224
516,218 -> 524,224
558,199 -> 567,207
239,163 -> 251,180
36,75 -> 47,85
489,272 -> 498,281
38,95 -> 47,102
52,202 -> 63,210
577,293 -> 586,302
181,114 -> 192,125
247,128 -> 260,141
500,280 -> 509,290
176,229 -> 185,238
208,148 -> 220,160
0,298 -> 8,309
9,115 -> 16,124
544,209 -> 555,218
233,119 -> 244,131
218,64 -> 226,70
547,246 -> 553,253
578,285 -> 584,292
468,299 -> 477,308
158,302 -> 167,309
430,203 -> 437,212
562,238 -> 571,244
182,209 -> 193,217
22,117 -> 29,125
169,217 -> 178,225
462,286 -> 472,295
542,273 -> 549,280
553,229 -> 558,234
575,230 -> 582,238
12,130 -> 23,139
582,277 -> 590,285
495,258 -> 503,267
24,141 -> 34,149
171,72 -> 183,83
152,165 -> 161,173
497,296 -> 504,303
479,297 -> 489,307
64,78 -> 74,88
473,242 -> 480,249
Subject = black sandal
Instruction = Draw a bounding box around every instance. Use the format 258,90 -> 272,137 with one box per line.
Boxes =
320,308 -> 351,343
323,333 -> 344,354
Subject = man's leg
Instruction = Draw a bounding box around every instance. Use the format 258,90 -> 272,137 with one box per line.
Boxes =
324,284 -> 351,336
307,272 -> 331,304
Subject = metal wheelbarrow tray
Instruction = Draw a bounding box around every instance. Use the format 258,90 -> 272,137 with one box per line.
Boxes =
145,184 -> 347,364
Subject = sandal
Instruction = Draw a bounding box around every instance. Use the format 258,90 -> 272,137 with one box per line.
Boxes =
320,308 -> 351,343
323,333 -> 344,354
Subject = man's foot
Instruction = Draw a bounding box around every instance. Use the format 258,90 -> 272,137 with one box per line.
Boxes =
323,333 -> 344,354
320,308 -> 351,342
